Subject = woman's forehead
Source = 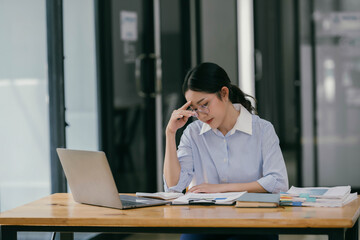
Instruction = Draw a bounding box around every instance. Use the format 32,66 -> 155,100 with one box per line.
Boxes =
184,90 -> 213,103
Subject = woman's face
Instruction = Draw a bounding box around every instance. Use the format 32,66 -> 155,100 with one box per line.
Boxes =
184,89 -> 228,129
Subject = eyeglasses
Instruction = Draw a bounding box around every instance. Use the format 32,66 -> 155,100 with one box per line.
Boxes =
187,96 -> 215,116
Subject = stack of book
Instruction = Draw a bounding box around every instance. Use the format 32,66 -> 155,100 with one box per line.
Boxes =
280,186 -> 358,207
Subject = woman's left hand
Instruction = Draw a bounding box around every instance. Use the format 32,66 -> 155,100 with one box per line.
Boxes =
187,183 -> 227,193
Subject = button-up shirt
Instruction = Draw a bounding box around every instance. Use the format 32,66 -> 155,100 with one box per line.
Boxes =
164,104 -> 289,193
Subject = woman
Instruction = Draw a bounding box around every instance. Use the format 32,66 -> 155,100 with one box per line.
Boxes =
163,62 -> 288,239
164,62 -> 288,193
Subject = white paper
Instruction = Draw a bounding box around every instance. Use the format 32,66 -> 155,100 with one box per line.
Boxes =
120,11 -> 137,41
172,192 -> 246,205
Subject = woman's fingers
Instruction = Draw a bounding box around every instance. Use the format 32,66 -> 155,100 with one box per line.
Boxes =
179,100 -> 192,110
166,102 -> 196,133
173,109 -> 195,119
173,101 -> 196,120
188,185 -> 200,193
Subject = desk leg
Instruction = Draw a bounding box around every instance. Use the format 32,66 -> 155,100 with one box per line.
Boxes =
329,230 -> 345,240
345,219 -> 359,240
56,232 -> 74,240
0,226 -> 17,240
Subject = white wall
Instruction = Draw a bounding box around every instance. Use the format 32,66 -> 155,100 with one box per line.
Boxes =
200,0 -> 238,85
63,0 -> 99,152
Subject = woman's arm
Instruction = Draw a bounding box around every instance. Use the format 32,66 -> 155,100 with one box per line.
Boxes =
258,123 -> 289,193
187,181 -> 267,193
163,130 -> 181,187
163,101 -> 195,188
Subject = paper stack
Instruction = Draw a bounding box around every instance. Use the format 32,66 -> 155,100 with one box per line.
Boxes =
280,186 -> 358,207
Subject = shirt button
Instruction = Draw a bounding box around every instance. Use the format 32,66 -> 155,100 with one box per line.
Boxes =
224,158 -> 227,162
223,139 -> 226,143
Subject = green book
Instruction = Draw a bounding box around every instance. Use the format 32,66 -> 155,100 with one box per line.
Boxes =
235,193 -> 280,208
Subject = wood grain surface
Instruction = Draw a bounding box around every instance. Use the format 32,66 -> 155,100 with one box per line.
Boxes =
0,193 -> 359,228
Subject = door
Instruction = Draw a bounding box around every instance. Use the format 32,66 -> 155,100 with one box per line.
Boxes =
96,0 -> 156,192
95,0 -> 191,192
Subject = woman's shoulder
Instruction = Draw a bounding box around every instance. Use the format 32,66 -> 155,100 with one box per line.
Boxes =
252,115 -> 275,133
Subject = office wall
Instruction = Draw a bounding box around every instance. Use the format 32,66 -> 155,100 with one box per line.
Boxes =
200,0 -> 238,86
63,0 -> 98,151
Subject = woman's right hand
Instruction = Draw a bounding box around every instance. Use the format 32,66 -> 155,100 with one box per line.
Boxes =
166,101 -> 196,135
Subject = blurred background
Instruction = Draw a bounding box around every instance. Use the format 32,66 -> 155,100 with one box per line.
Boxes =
0,0 -> 359,239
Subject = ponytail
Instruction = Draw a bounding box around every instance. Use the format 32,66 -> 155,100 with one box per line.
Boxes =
229,84 -> 257,115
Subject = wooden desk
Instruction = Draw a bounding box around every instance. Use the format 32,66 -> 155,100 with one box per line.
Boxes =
0,193 -> 359,240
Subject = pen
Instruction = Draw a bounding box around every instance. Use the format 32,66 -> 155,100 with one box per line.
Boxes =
188,197 -> 227,203
188,198 -> 215,201
188,198 -> 215,204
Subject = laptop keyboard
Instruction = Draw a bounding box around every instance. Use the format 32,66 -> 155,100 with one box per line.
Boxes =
121,199 -> 145,207
119,195 -> 149,207
119,194 -> 168,208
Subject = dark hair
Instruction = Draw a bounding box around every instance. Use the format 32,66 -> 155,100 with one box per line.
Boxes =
182,62 -> 257,114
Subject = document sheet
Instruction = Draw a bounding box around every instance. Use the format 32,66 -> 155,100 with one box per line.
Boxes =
172,192 -> 246,205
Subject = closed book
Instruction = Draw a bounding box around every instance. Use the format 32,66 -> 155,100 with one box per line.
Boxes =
235,193 -> 280,208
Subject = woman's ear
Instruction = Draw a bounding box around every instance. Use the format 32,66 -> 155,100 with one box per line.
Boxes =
220,87 -> 229,101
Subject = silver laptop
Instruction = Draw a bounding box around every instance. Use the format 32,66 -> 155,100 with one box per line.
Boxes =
56,148 -> 169,209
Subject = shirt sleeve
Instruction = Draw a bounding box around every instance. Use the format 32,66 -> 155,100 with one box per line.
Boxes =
257,122 -> 289,193
163,127 -> 195,193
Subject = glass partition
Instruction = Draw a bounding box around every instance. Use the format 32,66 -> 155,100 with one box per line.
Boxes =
0,1 -> 51,239
314,0 -> 360,187
0,0 -> 50,212
301,0 -> 360,188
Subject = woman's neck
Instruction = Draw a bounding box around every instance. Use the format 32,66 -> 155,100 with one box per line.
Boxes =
218,103 -> 240,136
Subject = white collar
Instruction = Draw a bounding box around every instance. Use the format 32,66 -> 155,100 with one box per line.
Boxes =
199,104 -> 252,136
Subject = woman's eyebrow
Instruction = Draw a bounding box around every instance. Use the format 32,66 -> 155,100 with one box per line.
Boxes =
196,98 -> 205,104
189,98 -> 206,107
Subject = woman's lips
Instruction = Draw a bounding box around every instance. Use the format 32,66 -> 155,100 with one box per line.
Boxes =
206,118 -> 213,124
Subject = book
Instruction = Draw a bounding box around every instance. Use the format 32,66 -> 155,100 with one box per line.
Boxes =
135,192 -> 184,200
280,185 -> 357,208
280,192 -> 358,207
235,193 -> 280,208
172,192 -> 246,205
286,186 -> 351,199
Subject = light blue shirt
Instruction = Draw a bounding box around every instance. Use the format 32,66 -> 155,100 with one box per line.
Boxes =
164,104 -> 289,193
